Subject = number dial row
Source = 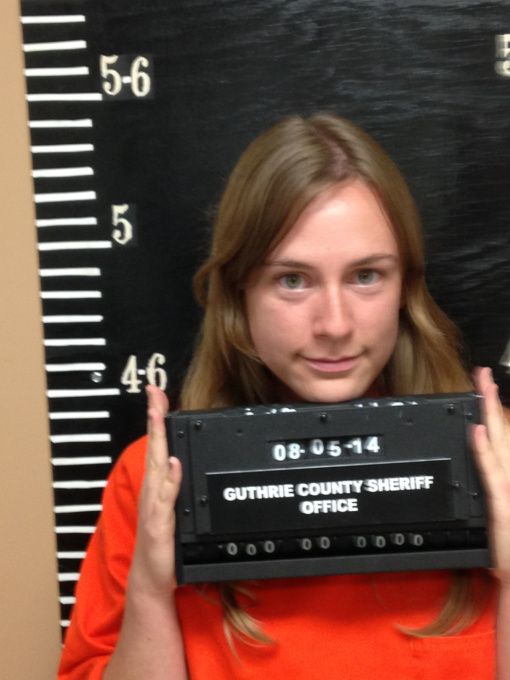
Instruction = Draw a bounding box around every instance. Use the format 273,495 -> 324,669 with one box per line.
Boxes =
182,529 -> 487,564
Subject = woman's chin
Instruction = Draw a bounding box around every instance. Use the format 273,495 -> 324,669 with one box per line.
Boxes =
279,380 -> 374,404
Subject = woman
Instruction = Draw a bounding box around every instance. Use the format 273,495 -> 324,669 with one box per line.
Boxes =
58,114 -> 510,679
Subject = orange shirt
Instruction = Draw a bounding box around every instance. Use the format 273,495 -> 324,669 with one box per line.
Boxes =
58,436 -> 496,680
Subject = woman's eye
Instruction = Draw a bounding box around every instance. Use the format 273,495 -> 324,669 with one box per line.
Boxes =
279,273 -> 306,290
355,269 -> 380,285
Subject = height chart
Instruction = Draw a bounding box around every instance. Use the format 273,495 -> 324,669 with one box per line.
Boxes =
20,0 -> 510,630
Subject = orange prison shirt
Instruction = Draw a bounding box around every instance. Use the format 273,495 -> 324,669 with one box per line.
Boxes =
58,436 -> 496,680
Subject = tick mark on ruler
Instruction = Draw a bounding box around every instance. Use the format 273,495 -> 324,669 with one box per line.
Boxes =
41,291 -> 102,300
47,388 -> 120,398
39,241 -> 112,251
23,40 -> 87,52
31,143 -> 94,153
49,412 -> 110,421
33,167 -> 94,179
52,456 -> 112,466
29,119 -> 93,129
54,505 -> 103,514
35,191 -> 97,204
21,15 -> 86,25
27,93 -> 103,102
39,267 -> 101,277
44,338 -> 106,347
37,217 -> 98,227
43,315 -> 103,323
46,363 -> 106,372
25,66 -> 90,77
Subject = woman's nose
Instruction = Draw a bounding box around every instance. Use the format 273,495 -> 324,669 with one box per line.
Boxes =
312,287 -> 353,339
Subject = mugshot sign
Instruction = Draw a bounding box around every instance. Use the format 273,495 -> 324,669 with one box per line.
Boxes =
170,395 -> 488,582
206,459 -> 453,534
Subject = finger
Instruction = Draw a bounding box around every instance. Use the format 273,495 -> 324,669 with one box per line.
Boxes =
472,422 -> 510,507
146,388 -> 170,471
140,447 -> 179,523
146,384 -> 169,417
141,456 -> 182,542
471,423 -> 500,491
156,457 -> 182,505
146,384 -> 169,434
474,366 -> 508,450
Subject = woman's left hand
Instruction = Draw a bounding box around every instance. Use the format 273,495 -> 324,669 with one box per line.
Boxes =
472,366 -> 510,583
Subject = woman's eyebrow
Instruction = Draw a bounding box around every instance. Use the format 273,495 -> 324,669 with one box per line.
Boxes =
349,254 -> 399,267
263,259 -> 314,269
263,254 -> 399,269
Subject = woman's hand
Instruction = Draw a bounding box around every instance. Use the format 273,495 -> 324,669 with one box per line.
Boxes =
472,366 -> 510,584
128,384 -> 183,597
104,386 -> 187,679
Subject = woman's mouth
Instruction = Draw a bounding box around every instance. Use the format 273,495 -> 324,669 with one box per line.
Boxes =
303,355 -> 360,373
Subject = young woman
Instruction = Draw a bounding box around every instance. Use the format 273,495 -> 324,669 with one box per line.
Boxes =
58,114 -> 510,680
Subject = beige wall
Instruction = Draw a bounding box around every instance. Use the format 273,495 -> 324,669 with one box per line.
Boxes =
0,1 -> 61,677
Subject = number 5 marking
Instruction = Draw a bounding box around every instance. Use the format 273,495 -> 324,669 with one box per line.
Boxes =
100,55 -> 122,95
112,204 -> 134,245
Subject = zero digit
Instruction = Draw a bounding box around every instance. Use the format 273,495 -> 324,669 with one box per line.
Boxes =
318,536 -> 331,550
309,438 -> 325,455
272,443 -> 287,461
225,542 -> 238,556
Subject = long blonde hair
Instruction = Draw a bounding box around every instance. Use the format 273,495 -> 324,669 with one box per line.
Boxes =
180,113 -> 478,643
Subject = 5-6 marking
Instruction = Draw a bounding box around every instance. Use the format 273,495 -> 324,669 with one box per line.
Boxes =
100,55 -> 153,98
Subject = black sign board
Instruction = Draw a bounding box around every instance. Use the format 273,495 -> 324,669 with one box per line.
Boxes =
168,393 -> 489,584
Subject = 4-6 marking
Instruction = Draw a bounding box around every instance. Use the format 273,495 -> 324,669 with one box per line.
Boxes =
121,353 -> 168,393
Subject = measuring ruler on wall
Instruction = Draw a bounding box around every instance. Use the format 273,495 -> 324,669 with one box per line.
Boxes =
21,0 -> 169,631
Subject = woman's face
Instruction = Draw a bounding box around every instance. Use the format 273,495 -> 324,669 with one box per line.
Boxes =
245,179 -> 403,403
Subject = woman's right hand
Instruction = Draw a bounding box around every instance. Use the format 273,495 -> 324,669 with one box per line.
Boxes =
103,386 -> 188,679
128,384 -> 183,598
